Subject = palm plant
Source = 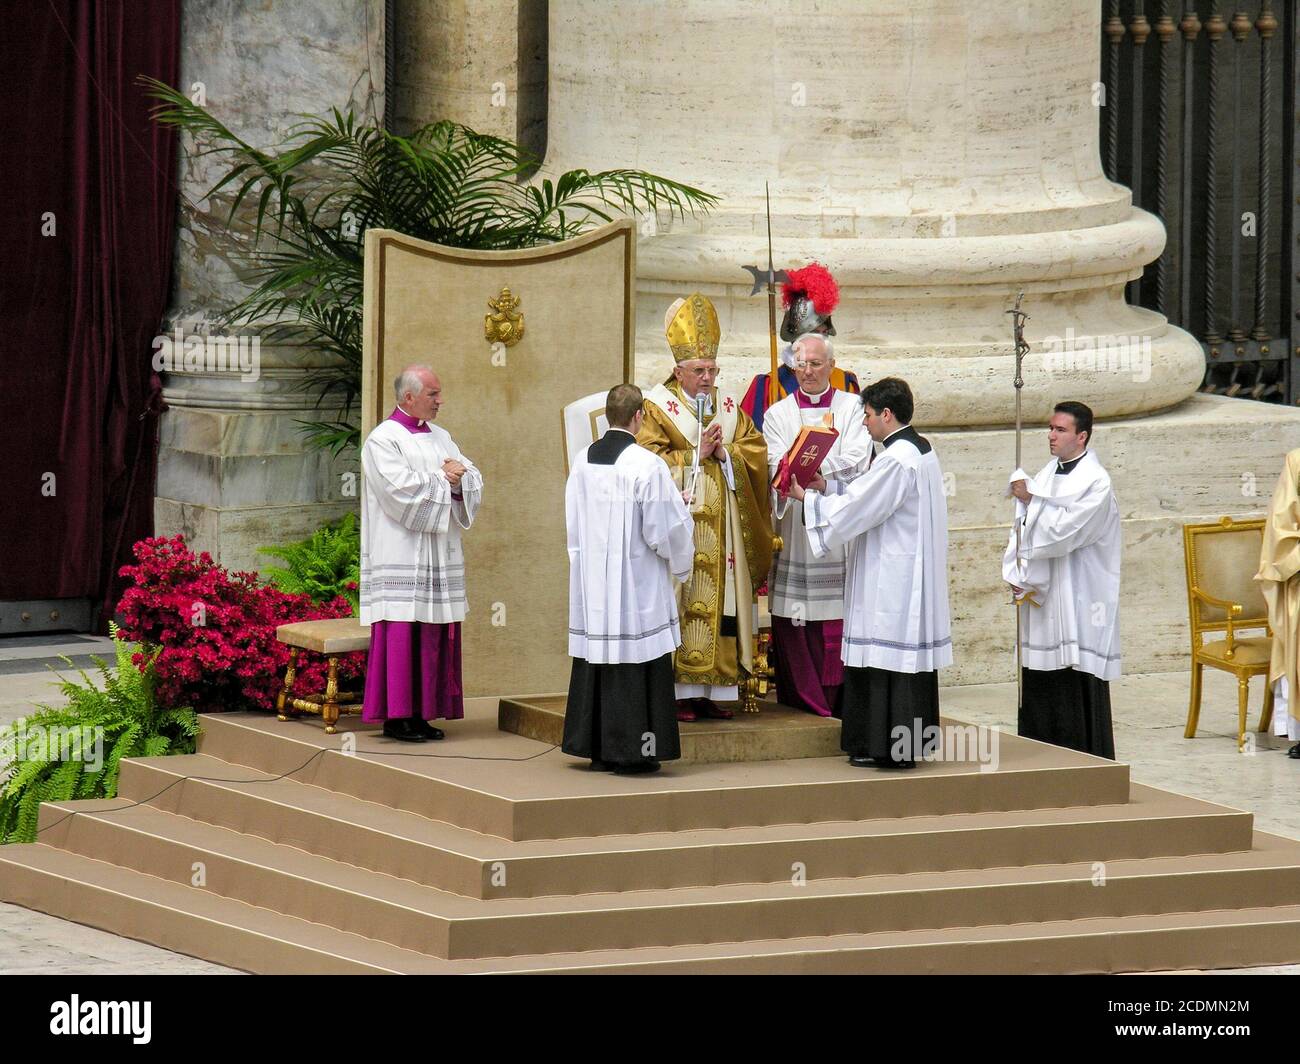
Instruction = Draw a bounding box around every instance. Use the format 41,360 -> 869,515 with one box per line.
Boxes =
143,78 -> 719,454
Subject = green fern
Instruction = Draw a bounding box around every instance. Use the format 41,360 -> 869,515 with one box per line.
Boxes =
258,512 -> 361,612
0,624 -> 200,844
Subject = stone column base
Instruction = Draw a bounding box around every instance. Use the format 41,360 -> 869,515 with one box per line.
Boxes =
154,406 -> 359,575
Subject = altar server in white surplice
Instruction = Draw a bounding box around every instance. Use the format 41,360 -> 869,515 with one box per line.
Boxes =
763,333 -> 873,717
563,384 -> 695,775
1002,401 -> 1120,760
360,365 -> 483,743
788,377 -> 952,769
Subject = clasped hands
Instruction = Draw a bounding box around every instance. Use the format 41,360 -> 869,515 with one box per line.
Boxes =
697,422 -> 725,461
442,458 -> 468,488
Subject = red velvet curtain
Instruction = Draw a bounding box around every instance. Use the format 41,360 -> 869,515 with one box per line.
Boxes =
0,1 -> 180,627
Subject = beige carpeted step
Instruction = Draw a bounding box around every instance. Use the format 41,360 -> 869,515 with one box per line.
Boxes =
0,842 -> 440,974
4,706 -> 1295,974
193,714 -> 1131,840
2,841 -> 1299,974
116,754 -> 1252,899
32,799 -> 1300,961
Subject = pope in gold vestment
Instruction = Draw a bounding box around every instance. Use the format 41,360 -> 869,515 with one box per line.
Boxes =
637,293 -> 772,709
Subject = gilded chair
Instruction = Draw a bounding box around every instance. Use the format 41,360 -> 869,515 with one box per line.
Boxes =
1182,516 -> 1276,749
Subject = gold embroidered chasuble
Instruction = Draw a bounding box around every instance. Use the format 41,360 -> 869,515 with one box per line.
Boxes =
637,381 -> 773,687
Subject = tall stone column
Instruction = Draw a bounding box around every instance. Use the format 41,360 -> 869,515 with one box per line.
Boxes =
156,1 -> 383,572
542,0 -> 1300,683
545,0 -> 1204,424
392,0 -> 519,137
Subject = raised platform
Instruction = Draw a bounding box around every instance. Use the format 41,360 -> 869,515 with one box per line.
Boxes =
3,701 -> 1300,974
498,693 -> 844,763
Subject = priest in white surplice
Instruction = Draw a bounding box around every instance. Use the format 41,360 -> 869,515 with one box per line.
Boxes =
564,384 -> 695,775
763,333 -> 873,716
1002,401 -> 1119,759
360,365 -> 483,743
788,378 -> 952,768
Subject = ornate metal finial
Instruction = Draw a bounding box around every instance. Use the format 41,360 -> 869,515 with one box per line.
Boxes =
1256,2 -> 1278,38
1006,292 -> 1030,391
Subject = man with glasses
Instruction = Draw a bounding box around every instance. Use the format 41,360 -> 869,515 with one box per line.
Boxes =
638,293 -> 773,721
740,262 -> 859,433
763,332 -> 873,717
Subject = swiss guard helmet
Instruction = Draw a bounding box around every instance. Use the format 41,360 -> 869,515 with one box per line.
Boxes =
779,262 -> 840,343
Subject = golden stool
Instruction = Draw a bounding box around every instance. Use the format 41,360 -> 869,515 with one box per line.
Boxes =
275,618 -> 370,734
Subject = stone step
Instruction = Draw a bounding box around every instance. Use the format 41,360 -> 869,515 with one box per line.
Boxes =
118,754 -> 1253,899
464,903 -> 1300,974
193,713 -> 1131,840
33,800 -> 1300,961
3,841 -> 1300,974
0,842 -> 440,974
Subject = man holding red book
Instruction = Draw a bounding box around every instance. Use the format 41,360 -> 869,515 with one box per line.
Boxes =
787,378 -> 952,768
763,333 -> 873,716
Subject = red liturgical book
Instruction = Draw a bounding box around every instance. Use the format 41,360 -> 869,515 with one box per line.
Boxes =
772,425 -> 839,493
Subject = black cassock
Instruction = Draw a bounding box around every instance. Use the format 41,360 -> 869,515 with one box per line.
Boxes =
562,653 -> 681,765
561,428 -> 682,767
839,666 -> 940,764
1018,666 -> 1115,759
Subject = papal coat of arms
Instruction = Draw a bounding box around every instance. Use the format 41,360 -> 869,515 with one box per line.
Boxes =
485,286 -> 525,347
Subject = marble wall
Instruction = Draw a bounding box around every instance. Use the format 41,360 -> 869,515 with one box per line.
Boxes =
156,0 -> 384,572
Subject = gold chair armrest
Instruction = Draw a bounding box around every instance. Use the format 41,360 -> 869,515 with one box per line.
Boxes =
1191,586 -> 1245,656
1190,587 -> 1245,615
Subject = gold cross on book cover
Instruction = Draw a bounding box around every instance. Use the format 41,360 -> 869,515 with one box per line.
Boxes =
772,424 -> 839,492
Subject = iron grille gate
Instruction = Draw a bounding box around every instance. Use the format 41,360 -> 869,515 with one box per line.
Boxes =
1100,0 -> 1298,404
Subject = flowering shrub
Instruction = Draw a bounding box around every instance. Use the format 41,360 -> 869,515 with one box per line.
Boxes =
116,536 -> 364,714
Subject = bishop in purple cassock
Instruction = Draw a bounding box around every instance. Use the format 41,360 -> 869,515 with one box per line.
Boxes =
359,365 -> 483,742
763,334 -> 872,717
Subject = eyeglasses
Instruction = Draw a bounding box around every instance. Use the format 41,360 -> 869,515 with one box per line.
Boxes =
683,366 -> 721,378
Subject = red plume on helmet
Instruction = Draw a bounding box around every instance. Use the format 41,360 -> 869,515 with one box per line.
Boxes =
781,262 -> 839,314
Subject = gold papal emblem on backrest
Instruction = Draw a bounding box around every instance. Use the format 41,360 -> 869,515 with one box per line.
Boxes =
485,286 -> 525,347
